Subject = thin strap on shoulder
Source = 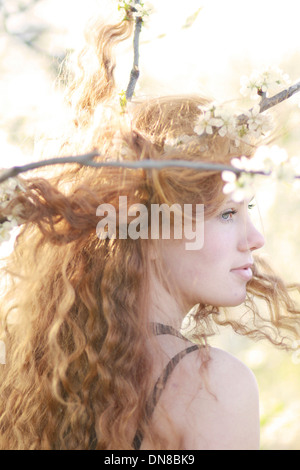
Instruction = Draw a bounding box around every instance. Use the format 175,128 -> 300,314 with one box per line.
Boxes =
150,322 -> 190,341
150,344 -> 199,408
132,323 -> 199,450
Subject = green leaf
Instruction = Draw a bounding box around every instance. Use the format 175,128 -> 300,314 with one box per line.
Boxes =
182,8 -> 202,29
119,90 -> 127,112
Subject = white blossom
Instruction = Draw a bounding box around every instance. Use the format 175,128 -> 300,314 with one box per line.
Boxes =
221,145 -> 300,202
194,110 -> 217,135
132,3 -> 149,18
252,145 -> 289,174
164,134 -> 195,150
222,168 -> 255,202
222,153 -> 267,202
0,216 -> 19,244
244,104 -> 274,138
240,66 -> 290,100
118,1 -> 150,20
0,175 -> 25,245
215,110 -> 237,138
240,72 -> 262,100
195,98 -> 274,142
222,171 -> 238,195
194,103 -> 231,136
261,145 -> 297,183
231,156 -> 253,172
233,124 -> 252,146
0,178 -> 19,207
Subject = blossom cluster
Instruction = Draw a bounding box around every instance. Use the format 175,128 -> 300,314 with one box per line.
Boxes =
160,67 -> 300,202
189,66 -> 299,202
240,66 -> 291,100
118,0 -> 150,21
194,102 -> 273,146
222,146 -> 300,202
193,67 -> 289,145
0,216 -> 19,243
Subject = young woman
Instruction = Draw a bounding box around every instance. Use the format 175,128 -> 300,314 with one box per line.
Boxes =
0,15 -> 299,450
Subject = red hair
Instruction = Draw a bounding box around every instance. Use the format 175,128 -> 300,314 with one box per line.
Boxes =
0,15 -> 299,450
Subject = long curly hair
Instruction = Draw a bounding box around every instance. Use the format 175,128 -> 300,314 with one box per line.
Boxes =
0,14 -> 299,450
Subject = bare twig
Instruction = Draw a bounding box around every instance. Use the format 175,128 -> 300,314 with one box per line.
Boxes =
0,151 -> 273,186
260,80 -> 300,113
0,151 -> 100,184
126,0 -> 142,101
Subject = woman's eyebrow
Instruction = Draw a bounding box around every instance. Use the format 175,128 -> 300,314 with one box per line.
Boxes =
226,196 -> 255,205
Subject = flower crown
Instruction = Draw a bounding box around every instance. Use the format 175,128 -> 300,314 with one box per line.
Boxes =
193,67 -> 290,143
1,0 -> 300,246
0,67 -> 299,243
162,66 -> 300,202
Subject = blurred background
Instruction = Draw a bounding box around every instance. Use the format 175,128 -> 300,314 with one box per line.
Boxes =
1,0 -> 300,449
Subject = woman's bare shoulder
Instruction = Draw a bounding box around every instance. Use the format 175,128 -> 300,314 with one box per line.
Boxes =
205,346 -> 259,395
179,345 -> 259,396
161,345 -> 260,450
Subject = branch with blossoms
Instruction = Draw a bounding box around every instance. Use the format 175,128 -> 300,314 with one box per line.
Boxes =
1,4 -> 300,244
118,0 -> 150,102
1,3 -> 300,246
238,81 -> 300,125
1,141 -> 300,242
3,70 -> 298,186
221,145 -> 300,202
193,68 -> 299,143
0,136 -> 300,243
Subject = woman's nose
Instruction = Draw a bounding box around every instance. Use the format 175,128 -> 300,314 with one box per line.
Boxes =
238,219 -> 265,252
249,224 -> 265,251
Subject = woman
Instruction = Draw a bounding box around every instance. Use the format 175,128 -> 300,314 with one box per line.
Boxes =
0,15 -> 299,450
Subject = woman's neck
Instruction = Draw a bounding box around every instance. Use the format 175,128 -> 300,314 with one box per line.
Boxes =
147,273 -> 187,330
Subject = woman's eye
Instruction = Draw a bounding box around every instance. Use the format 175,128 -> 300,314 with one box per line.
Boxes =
221,209 -> 237,221
248,203 -> 255,210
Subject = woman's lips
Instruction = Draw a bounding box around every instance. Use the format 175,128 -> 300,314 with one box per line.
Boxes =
230,265 -> 253,281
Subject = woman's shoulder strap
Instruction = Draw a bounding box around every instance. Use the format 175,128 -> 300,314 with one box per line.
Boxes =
133,323 -> 199,450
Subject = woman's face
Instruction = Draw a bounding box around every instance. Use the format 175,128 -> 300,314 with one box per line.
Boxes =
161,197 -> 265,310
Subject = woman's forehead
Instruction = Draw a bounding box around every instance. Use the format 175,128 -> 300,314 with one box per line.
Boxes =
222,195 -> 255,206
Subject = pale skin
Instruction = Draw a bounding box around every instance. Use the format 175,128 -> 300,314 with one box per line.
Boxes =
144,196 -> 264,450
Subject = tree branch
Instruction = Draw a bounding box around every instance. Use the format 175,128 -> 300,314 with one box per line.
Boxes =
237,80 -> 300,125
0,79 -> 299,185
126,0 -> 142,101
259,80 -> 300,113
0,151 -> 100,184
0,151 -> 273,186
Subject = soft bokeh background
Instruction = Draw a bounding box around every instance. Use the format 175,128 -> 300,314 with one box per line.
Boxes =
1,0 -> 300,449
